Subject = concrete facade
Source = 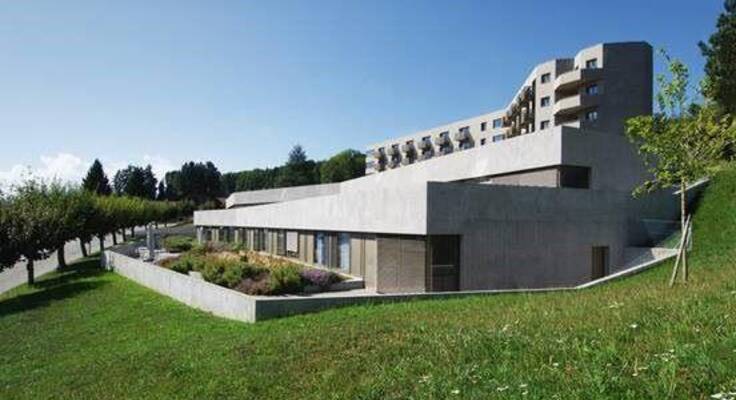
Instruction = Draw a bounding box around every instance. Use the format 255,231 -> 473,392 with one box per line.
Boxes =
194,41 -> 680,294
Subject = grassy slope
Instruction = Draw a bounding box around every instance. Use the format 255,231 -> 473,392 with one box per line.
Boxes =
0,168 -> 735,399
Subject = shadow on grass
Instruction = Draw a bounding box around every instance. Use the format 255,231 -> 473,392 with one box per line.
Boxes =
0,257 -> 109,318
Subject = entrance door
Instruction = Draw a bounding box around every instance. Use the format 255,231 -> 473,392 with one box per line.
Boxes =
592,246 -> 609,280
427,235 -> 460,292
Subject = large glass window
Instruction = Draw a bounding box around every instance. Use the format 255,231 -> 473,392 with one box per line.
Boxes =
585,58 -> 598,69
276,230 -> 286,256
338,233 -> 350,271
315,232 -> 326,266
492,118 -> 503,129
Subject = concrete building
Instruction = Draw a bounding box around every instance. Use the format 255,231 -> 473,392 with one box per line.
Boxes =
195,41 -> 680,293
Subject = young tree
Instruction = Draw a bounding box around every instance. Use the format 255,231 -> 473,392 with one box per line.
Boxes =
626,51 -> 736,282
699,0 -> 736,114
82,159 -> 112,196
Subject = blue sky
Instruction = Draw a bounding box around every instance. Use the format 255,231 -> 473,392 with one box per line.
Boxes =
0,0 -> 725,185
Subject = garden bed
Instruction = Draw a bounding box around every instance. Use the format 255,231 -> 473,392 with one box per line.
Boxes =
155,241 -> 353,296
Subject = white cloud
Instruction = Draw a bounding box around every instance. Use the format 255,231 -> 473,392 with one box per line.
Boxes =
0,153 -> 178,191
0,153 -> 87,189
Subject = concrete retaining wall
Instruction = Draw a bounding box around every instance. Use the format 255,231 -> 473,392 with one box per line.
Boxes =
102,248 -> 256,322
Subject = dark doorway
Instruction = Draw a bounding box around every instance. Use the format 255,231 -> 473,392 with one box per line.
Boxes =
427,235 -> 461,292
591,246 -> 609,280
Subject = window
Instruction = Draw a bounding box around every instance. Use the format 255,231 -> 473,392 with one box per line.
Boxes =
338,233 -> 350,271
276,230 -> 286,256
315,232 -> 326,266
585,110 -> 598,121
480,122 -> 487,131
559,166 -> 591,189
540,96 -> 550,107
585,84 -> 599,95
492,134 -> 505,142
492,118 -> 503,129
480,138 -> 487,145
540,120 -> 550,130
254,229 -> 266,251
540,73 -> 551,83
286,231 -> 298,256
585,58 -> 598,69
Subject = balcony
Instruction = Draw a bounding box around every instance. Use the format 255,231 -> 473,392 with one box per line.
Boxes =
553,93 -> 600,116
554,68 -> 603,92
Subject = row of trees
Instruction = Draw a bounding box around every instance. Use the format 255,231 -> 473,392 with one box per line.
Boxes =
0,182 -> 191,285
220,146 -> 365,195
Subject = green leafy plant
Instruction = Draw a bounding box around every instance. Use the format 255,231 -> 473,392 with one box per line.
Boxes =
163,235 -> 195,253
268,264 -> 305,295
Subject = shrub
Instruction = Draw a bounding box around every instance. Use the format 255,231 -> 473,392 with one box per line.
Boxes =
163,235 -> 195,253
199,257 -> 265,288
268,264 -> 305,295
235,272 -> 271,295
300,268 -> 342,288
168,253 -> 205,274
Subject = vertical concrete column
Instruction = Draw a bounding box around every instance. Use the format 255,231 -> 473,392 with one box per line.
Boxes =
196,227 -> 204,244
212,228 -> 219,243
233,228 -> 241,244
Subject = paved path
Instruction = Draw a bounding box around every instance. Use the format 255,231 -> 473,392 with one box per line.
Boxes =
0,224 -> 192,295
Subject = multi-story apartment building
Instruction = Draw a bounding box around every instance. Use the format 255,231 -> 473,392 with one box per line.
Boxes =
194,42 -> 682,293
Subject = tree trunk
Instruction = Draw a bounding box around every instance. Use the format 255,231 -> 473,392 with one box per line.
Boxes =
26,259 -> 35,286
80,239 -> 88,257
98,234 -> 105,252
112,231 -> 118,245
121,229 -> 127,242
680,181 -> 688,283
130,227 -> 135,238
57,246 -> 67,270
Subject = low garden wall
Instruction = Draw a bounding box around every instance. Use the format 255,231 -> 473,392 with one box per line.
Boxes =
102,247 -> 257,322
101,243 -> 677,323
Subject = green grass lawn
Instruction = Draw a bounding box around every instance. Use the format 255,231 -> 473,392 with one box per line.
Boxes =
1,167 -> 735,400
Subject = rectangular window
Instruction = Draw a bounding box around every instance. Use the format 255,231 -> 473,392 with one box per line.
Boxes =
315,232 -> 326,266
540,96 -> 550,107
585,84 -> 599,95
492,134 -> 505,142
585,58 -> 598,69
492,118 -> 503,128
276,230 -> 286,256
480,122 -> 487,131
286,231 -> 298,255
338,233 -> 350,271
540,120 -> 550,130
540,73 -> 551,83
480,138 -> 487,145
585,110 -> 598,121
559,166 -> 591,189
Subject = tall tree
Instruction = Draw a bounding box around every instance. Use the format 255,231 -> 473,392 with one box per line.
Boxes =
179,161 -> 222,205
699,0 -> 736,114
320,149 -> 366,183
114,165 -> 150,198
276,144 -> 317,187
156,181 -> 167,201
82,159 -> 112,196
164,170 -> 182,200
142,165 -> 158,200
